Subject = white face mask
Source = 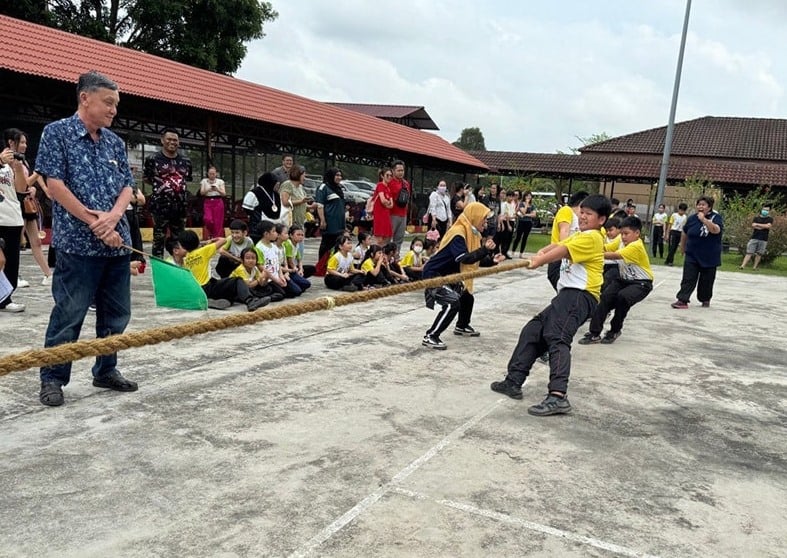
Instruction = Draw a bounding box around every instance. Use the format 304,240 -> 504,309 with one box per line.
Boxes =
437,185 -> 447,193
413,246 -> 423,254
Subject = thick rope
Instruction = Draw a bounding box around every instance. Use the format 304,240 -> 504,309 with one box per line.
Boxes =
0,259 -> 532,376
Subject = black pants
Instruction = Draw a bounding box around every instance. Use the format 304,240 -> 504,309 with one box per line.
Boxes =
425,286 -> 474,338
511,220 -> 533,253
495,225 -> 513,256
664,230 -> 681,265
124,208 -> 145,262
434,218 -> 448,239
676,257 -> 717,304
651,225 -> 664,258
506,288 -> 596,394
547,260 -> 561,291
215,255 -> 240,278
318,232 -> 341,262
202,277 -> 252,304
324,273 -> 365,291
152,213 -> 185,257
589,277 -> 652,335
0,225 -> 22,308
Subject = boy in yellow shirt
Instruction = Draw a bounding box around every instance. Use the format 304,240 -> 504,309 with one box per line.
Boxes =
546,191 -> 588,289
491,194 -> 611,416
579,216 -> 653,344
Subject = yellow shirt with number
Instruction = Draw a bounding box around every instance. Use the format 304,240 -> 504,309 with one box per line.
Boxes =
616,238 -> 654,281
557,230 -> 604,300
183,243 -> 217,286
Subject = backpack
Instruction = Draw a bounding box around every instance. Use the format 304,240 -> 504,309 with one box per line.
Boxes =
395,182 -> 410,208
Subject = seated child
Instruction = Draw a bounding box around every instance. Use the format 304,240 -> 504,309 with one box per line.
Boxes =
360,244 -> 393,288
579,215 -> 653,345
274,223 -> 303,297
215,219 -> 254,278
383,242 -> 409,283
490,194 -> 611,416
400,237 -> 426,280
230,248 -> 284,302
422,238 -> 438,263
325,235 -> 366,292
254,221 -> 289,300
353,231 -> 373,268
178,230 -> 270,311
164,238 -> 187,267
283,224 -> 313,290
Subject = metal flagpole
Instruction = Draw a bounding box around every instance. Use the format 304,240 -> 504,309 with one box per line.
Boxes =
655,0 -> 692,207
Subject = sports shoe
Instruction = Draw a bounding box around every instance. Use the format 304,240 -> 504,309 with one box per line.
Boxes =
41,275 -> 52,286
490,379 -> 523,400
528,394 -> 572,416
208,298 -> 232,310
246,296 -> 271,312
600,330 -> 621,344
670,300 -> 689,309
16,278 -> 30,288
92,371 -> 138,392
40,381 -> 64,406
454,325 -> 481,337
578,332 -> 601,345
422,334 -> 447,350
701,301 -> 710,308
0,302 -> 26,313
88,304 -> 96,312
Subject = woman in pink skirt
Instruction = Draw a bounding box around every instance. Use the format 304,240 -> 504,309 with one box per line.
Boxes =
200,165 -> 226,239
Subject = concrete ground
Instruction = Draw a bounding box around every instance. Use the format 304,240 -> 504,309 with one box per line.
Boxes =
0,240 -> 785,558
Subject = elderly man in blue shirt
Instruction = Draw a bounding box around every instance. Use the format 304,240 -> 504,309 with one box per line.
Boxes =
35,70 -> 138,407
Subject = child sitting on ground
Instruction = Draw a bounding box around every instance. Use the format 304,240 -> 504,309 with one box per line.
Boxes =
353,231 -> 373,268
325,235 -> 366,292
490,194 -> 611,416
178,230 -> 271,311
254,220 -> 289,300
216,219 -> 254,278
275,223 -> 303,297
283,224 -> 313,291
230,247 -> 284,302
400,237 -> 426,280
383,242 -> 409,283
422,238 -> 438,263
360,244 -> 393,288
578,215 -> 653,345
164,238 -> 187,267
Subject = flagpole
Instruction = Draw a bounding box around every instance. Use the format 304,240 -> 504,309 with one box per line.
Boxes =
655,0 -> 692,208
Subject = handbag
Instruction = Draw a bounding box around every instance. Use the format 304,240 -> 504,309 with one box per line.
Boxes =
395,182 -> 410,208
23,197 -> 38,215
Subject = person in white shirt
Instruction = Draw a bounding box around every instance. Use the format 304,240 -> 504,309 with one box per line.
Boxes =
664,202 -> 688,266
651,203 -> 668,259
428,181 -> 452,239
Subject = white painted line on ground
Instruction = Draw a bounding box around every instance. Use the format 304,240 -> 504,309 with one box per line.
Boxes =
390,486 -> 661,558
287,399 -> 504,558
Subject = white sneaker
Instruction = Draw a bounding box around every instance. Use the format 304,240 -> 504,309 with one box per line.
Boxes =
0,302 -> 26,313
42,275 -> 52,286
17,279 -> 30,288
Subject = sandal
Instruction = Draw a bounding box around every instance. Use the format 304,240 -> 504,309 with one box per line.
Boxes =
40,381 -> 64,406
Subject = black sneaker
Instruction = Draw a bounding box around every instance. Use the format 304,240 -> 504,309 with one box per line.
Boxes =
454,325 -> 481,337
422,335 -> 447,350
40,381 -> 64,407
528,394 -> 572,416
247,296 -> 271,312
578,332 -> 601,345
490,380 -> 523,400
600,330 -> 621,344
208,298 -> 232,310
92,371 -> 138,392
701,301 -> 710,308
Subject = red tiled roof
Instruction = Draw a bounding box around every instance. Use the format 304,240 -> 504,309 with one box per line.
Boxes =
0,15 -> 483,170
581,116 -> 787,162
326,103 -> 439,130
470,150 -> 787,187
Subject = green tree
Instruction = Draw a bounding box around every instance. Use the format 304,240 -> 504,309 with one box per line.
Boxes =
453,127 -> 487,151
0,0 -> 278,74
557,132 -> 611,155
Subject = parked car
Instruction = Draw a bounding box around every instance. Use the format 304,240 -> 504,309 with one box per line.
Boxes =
341,181 -> 371,204
345,179 -> 375,195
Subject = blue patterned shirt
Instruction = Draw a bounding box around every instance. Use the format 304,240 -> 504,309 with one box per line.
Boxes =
35,113 -> 133,257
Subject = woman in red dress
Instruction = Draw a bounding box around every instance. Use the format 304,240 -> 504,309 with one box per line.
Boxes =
372,167 -> 394,244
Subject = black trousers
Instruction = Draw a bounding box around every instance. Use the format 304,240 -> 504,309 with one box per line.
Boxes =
125,208 -> 145,262
215,255 -> 240,278
0,224 -> 22,308
511,220 -> 533,253
425,286 -> 474,338
435,218 -> 448,239
202,277 -> 252,304
651,225 -> 664,258
588,277 -> 652,335
318,232 -> 342,262
547,260 -> 561,291
664,230 -> 681,265
324,273 -> 365,291
506,288 -> 596,394
496,225 -> 513,255
676,257 -> 717,304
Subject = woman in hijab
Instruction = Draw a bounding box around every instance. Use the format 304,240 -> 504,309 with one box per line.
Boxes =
242,172 -> 281,243
315,167 -> 347,263
420,202 -> 505,349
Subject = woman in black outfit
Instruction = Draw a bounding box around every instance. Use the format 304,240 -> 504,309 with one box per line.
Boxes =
512,190 -> 537,257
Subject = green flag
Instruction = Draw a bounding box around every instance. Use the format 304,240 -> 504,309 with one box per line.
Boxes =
150,257 -> 208,310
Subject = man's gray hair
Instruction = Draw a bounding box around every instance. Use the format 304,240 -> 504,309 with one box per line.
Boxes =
76,70 -> 118,100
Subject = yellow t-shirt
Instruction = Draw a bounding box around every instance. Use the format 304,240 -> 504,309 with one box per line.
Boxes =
399,250 -> 422,268
183,243 -> 217,286
558,230 -> 604,301
360,258 -> 376,273
603,235 -> 621,252
327,251 -> 354,273
551,205 -> 578,244
616,238 -> 654,281
230,264 -> 260,282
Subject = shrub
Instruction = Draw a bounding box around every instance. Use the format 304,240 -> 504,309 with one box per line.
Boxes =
718,190 -> 785,265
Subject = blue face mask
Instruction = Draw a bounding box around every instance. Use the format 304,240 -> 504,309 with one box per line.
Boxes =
761,210 -> 769,217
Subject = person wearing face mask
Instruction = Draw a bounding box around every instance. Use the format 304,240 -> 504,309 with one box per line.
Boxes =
739,205 -> 773,270
421,202 -> 506,350
427,180 -> 452,239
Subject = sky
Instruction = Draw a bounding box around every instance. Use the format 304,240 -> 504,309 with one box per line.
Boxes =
236,0 -> 787,154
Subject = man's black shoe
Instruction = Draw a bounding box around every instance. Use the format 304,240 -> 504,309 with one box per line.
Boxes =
454,325 -> 481,337
93,371 -> 138,392
528,394 -> 572,416
600,330 -> 621,344
490,380 -> 523,400
40,381 -> 64,407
